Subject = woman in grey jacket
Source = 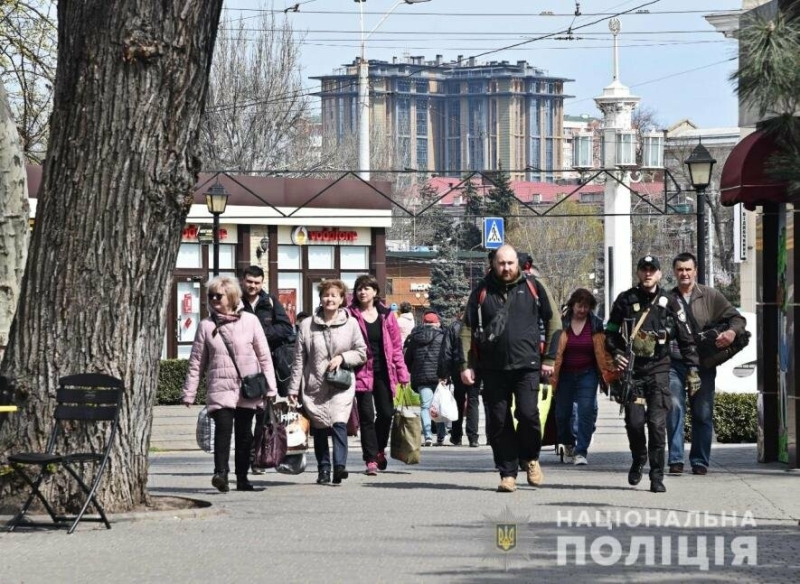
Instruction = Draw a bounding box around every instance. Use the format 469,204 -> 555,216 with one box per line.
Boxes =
288,280 -> 367,485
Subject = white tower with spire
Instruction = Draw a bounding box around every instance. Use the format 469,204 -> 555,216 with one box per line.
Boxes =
595,18 -> 640,313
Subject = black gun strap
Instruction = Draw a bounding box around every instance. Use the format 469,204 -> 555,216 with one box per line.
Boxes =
675,293 -> 703,337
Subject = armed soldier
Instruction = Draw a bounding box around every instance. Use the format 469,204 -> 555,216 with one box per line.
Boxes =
605,256 -> 700,493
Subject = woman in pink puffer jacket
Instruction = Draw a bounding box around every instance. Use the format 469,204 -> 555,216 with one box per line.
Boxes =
182,276 -> 277,493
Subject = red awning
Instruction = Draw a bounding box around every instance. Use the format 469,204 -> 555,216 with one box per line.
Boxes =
720,130 -> 789,210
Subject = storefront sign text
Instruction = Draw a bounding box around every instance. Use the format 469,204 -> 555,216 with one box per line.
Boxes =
291,226 -> 358,245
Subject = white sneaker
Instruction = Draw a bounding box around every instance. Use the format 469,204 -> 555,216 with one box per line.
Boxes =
574,455 -> 588,466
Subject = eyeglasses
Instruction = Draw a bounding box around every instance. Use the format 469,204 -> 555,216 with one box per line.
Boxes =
207,293 -> 224,301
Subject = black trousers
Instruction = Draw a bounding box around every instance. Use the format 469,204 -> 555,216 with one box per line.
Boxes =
450,376 -> 480,443
482,369 -> 541,477
624,370 -> 670,482
210,407 -> 256,477
356,372 -> 394,463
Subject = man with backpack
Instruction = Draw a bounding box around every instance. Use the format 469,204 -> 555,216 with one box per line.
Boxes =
460,245 -> 556,493
240,265 -> 294,474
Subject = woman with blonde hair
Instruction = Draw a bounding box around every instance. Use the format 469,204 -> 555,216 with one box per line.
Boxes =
182,276 -> 277,492
289,280 -> 366,485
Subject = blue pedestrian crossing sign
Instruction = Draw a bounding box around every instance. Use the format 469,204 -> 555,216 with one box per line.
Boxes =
483,217 -> 505,250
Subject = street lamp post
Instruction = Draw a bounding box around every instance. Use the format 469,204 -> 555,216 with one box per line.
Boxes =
355,0 -> 431,180
205,180 -> 230,276
684,141 -> 717,285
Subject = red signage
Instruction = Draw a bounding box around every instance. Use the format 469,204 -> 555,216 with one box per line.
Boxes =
182,224 -> 228,241
307,228 -> 358,243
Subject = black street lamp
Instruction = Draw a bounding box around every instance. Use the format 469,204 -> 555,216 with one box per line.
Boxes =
684,141 -> 716,285
205,180 -> 229,276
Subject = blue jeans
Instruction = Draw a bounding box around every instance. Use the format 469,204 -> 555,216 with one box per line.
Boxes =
419,386 -> 447,441
554,369 -> 599,457
667,361 -> 717,468
313,422 -> 348,470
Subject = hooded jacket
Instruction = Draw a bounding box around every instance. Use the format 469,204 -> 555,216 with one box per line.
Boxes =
397,311 -> 415,343
404,324 -> 445,390
288,308 -> 367,429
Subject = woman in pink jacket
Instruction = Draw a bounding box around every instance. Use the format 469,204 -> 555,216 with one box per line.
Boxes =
349,275 -> 410,475
182,276 -> 277,493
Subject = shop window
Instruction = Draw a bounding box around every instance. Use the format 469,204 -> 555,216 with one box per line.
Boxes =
309,246 -> 335,270
340,246 -> 369,270
278,272 -> 304,314
218,244 -> 235,270
340,272 -> 364,294
176,243 -> 201,268
278,245 -> 301,270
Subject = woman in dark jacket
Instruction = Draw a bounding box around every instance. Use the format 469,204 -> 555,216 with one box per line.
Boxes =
404,311 -> 446,446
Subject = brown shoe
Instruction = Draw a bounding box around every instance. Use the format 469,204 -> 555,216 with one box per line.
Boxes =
526,459 -> 544,487
691,465 -> 708,475
497,476 -> 517,492
669,463 -> 684,475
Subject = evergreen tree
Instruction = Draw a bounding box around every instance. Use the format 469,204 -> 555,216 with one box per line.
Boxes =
415,182 -> 453,247
484,165 -> 516,219
429,238 -> 471,320
456,175 -> 484,250
732,11 -> 800,196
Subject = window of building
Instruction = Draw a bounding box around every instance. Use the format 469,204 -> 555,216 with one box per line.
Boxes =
278,272 -> 304,314
308,246 -> 335,270
278,245 -> 301,270
416,81 -> 428,93
176,243 -> 201,268
416,98 -> 428,136
398,79 -> 411,93
341,246 -> 369,270
385,278 -> 394,295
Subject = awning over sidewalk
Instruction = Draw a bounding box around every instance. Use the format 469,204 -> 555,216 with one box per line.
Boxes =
720,130 -> 789,210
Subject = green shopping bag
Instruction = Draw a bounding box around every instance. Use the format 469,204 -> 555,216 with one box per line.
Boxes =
393,383 -> 420,408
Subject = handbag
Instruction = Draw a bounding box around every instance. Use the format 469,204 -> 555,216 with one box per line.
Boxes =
347,401 -> 360,437
677,298 -> 751,369
322,326 -> 353,390
195,406 -> 215,453
253,401 -> 287,468
215,317 -> 269,399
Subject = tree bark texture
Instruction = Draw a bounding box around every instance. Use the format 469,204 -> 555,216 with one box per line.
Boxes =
0,82 -> 30,361
0,0 -> 224,514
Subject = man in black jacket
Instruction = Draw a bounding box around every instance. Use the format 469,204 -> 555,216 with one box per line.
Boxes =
460,245 -> 555,493
438,315 -> 480,447
240,265 -> 294,473
606,256 -> 701,493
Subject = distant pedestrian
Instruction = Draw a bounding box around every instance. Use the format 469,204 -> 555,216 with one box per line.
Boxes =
288,280 -> 366,485
438,312 -> 480,447
404,310 -> 447,446
551,288 -> 616,466
349,275 -> 410,475
182,276 -> 278,493
461,245 -> 556,493
397,301 -> 415,344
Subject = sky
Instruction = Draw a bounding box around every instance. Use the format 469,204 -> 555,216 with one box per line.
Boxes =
223,0 -> 745,130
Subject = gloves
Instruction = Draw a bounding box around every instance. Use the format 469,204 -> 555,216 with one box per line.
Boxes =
687,368 -> 701,396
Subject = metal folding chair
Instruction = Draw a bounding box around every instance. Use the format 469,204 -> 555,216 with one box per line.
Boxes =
5,373 -> 123,534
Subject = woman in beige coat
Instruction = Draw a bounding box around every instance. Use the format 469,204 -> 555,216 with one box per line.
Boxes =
288,280 -> 366,485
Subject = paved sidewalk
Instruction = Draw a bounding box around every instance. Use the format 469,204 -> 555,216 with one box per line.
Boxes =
2,396 -> 799,583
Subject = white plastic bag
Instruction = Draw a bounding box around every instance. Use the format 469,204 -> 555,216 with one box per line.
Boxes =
430,382 -> 458,423
195,406 -> 215,453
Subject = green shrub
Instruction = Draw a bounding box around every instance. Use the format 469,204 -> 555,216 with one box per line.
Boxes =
714,393 -> 757,443
157,359 -> 206,405
683,392 -> 757,444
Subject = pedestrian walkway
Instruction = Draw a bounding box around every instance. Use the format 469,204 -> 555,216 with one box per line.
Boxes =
2,396 -> 798,582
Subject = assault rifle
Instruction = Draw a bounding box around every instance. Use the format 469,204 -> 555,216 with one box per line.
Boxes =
618,317 -> 636,415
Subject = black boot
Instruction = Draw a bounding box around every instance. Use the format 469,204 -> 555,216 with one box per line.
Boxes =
650,480 -> 666,493
236,475 -> 254,491
628,459 -> 646,486
332,465 -> 349,484
317,469 -> 331,484
211,472 -> 229,493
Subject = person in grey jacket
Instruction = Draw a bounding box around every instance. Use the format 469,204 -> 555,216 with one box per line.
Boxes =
288,280 -> 367,485
667,252 -> 747,476
404,311 -> 447,446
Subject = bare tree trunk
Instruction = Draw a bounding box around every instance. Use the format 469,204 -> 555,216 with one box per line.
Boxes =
0,81 -> 30,360
0,0 -> 224,514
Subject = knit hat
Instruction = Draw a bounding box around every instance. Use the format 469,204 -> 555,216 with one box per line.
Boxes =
423,312 -> 440,324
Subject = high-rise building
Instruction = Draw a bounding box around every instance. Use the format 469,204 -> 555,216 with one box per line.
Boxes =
312,56 -> 572,182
